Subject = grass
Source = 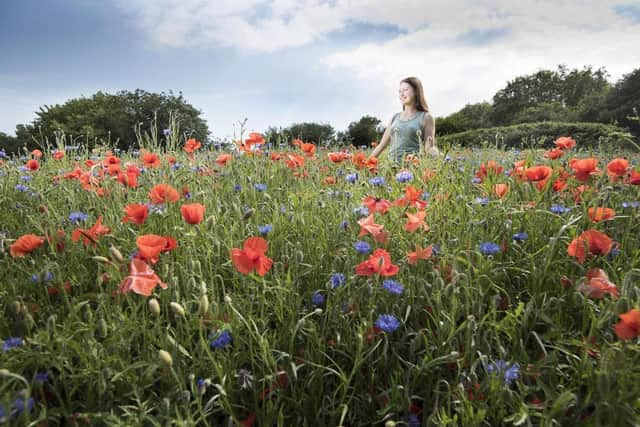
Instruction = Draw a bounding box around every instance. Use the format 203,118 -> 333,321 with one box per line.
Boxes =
1,133 -> 640,426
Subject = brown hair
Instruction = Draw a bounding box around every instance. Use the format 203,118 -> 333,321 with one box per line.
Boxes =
400,77 -> 429,112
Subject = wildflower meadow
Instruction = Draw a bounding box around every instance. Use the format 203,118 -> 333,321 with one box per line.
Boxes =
1,130 -> 640,426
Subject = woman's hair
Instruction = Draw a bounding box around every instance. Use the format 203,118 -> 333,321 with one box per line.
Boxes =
400,77 -> 429,112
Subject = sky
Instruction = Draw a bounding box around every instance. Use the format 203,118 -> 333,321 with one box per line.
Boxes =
1,0 -> 639,140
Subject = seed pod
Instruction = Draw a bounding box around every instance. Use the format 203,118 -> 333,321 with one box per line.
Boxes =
46,315 -> 56,335
198,295 -> 209,316
170,302 -> 186,317
148,298 -> 161,316
91,256 -> 112,264
97,318 -> 109,339
159,350 -> 173,367
109,246 -> 125,263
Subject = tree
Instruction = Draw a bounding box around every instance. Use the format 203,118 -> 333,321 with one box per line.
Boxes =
287,122 -> 335,145
0,132 -> 20,156
14,89 -> 209,151
347,115 -> 382,147
490,65 -> 610,125
437,102 -> 493,135
601,68 -> 640,137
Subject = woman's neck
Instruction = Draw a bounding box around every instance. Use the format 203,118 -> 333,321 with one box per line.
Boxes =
403,104 -> 418,114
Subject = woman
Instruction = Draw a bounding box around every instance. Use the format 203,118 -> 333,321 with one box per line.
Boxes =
369,77 -> 441,164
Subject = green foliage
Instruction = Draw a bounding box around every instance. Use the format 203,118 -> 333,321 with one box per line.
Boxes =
13,90 -> 209,153
438,121 -> 635,149
437,102 -> 493,136
347,115 -> 382,147
265,122 -> 335,146
0,132 -> 20,155
601,68 -> 640,138
490,65 -> 610,125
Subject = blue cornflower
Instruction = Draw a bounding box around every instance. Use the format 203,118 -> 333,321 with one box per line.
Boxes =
20,175 -> 32,181
340,220 -> 348,231
18,166 -> 28,172
609,247 -> 621,259
345,173 -> 358,183
512,232 -> 528,242
471,177 -> 482,184
171,163 -> 181,170
474,197 -> 489,206
258,224 -> 272,235
311,292 -> 325,306
375,314 -> 401,333
35,372 -> 49,383
622,201 -> 640,209
368,176 -> 385,186
234,184 -> 242,191
68,211 -> 89,224
407,414 -> 421,427
422,192 -> 430,200
395,170 -> 413,183
2,337 -> 23,352
196,378 -> 208,395
550,204 -> 571,214
444,155 -> 452,162
163,128 -> 171,136
479,242 -> 501,255
382,280 -> 404,295
353,206 -> 369,217
210,330 -> 232,349
0,149 -> 7,159
353,241 -> 371,254
487,360 -> 520,385
330,273 -> 346,288
254,183 -> 267,192
12,397 -> 34,415
432,244 -> 441,256
15,184 -> 28,192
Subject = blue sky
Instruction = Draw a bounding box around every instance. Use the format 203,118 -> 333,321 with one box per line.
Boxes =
1,0 -> 639,140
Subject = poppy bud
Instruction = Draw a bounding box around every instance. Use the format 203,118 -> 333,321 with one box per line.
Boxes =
159,350 -> 173,367
385,421 -> 396,427
46,314 -> 56,335
224,295 -> 232,304
109,245 -> 125,263
148,298 -> 161,316
97,318 -> 108,338
91,256 -> 112,264
243,207 -> 255,219
198,295 -> 209,316
170,302 -> 186,316
313,308 -> 323,315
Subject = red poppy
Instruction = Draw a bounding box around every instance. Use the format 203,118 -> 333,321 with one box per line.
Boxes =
103,155 -> 120,167
117,165 -> 140,188
394,185 -> 427,209
142,152 -> 161,168
567,229 -> 613,263
53,150 -> 65,160
300,142 -> 316,156
407,244 -> 433,265
587,207 -> 615,223
627,170 -> 640,185
149,184 -> 180,204
136,234 -> 177,264
524,165 -> 553,182
351,152 -> 367,169
512,159 -> 527,180
26,159 -> 39,171
614,309 -> 640,340
118,258 -> 167,297
365,157 -> 379,173
494,183 -> 509,198
607,158 -> 629,182
231,236 -> 273,276
577,268 -> 618,299
245,132 -> 265,147
71,216 -> 111,247
184,138 -> 202,153
404,210 -> 429,233
322,176 -> 336,185
122,204 -> 149,225
285,154 -> 305,169
31,149 -> 43,157
362,196 -> 391,214
475,161 -> 503,181
10,234 -> 45,257
554,136 -> 576,150
328,152 -> 349,163
215,154 -> 232,166
355,248 -> 399,277
569,158 -> 600,182
357,214 -> 384,238
181,203 -> 205,225
544,148 -> 564,160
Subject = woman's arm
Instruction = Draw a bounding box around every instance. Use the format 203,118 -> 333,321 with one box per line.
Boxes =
369,116 -> 394,159
422,113 -> 441,156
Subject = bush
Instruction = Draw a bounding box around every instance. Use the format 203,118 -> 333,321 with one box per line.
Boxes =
437,121 -> 636,150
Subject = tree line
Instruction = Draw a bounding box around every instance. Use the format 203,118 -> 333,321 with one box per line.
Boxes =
1,64 -> 638,155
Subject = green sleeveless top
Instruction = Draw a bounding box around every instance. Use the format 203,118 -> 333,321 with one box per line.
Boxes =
388,111 -> 426,163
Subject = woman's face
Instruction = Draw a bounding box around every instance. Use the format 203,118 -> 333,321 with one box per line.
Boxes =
398,82 -> 415,106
